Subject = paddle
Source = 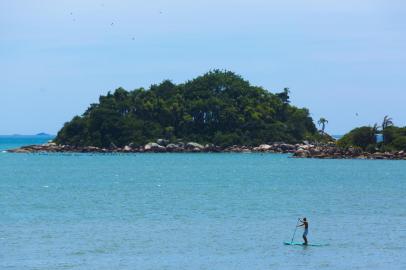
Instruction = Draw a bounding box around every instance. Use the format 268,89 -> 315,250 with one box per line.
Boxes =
290,218 -> 300,244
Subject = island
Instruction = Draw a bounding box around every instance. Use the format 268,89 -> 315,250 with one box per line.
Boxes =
7,71 -> 406,159
36,132 -> 53,136
292,121 -> 406,159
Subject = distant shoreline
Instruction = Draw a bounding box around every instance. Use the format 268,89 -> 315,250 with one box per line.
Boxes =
0,134 -> 55,137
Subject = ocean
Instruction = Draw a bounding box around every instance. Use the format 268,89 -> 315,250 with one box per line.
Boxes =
1,136 -> 405,269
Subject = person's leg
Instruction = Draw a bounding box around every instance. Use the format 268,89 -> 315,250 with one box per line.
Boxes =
303,230 -> 308,245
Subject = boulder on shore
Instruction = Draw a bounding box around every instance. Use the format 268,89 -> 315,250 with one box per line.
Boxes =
186,142 -> 204,149
144,142 -> 165,151
5,141 -> 406,160
157,139 -> 169,146
258,144 -> 272,151
123,145 -> 132,152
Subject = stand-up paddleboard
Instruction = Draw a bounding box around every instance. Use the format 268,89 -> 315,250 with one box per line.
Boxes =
284,241 -> 327,247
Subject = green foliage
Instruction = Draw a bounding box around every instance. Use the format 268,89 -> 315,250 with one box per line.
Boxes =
382,126 -> 406,144
392,136 -> 406,151
382,126 -> 406,151
55,70 -> 318,147
338,124 -> 406,152
307,132 -> 334,144
337,126 -> 376,150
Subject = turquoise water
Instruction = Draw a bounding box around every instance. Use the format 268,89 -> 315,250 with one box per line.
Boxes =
0,135 -> 54,151
1,136 -> 406,269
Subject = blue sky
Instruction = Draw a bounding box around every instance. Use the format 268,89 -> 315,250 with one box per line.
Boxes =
1,0 -> 405,135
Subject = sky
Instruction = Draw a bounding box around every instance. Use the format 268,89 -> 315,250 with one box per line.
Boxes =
1,0 -> 405,135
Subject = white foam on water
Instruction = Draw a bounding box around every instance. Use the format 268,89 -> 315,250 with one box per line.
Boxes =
43,185 -> 49,188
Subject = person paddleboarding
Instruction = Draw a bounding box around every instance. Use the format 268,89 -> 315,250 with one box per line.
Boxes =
297,217 -> 308,245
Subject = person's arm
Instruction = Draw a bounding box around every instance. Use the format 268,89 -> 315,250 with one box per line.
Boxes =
297,222 -> 304,227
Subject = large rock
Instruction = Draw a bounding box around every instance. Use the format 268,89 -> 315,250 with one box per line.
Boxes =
43,142 -> 57,147
205,144 -> 222,152
258,144 -> 272,151
157,139 -> 169,146
166,143 -> 178,149
293,149 -> 310,158
186,142 -> 204,149
144,142 -> 165,151
279,143 -> 295,151
123,145 -> 132,152
166,143 -> 182,152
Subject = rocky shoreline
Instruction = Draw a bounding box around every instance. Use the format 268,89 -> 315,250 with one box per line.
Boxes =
6,141 -> 406,160
7,141 -> 299,154
292,145 -> 406,160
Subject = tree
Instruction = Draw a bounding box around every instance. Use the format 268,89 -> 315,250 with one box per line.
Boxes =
381,115 -> 394,131
337,126 -> 376,150
317,118 -> 328,133
54,71 -> 318,147
338,117 -> 406,151
392,136 -> 406,151
276,88 -> 290,104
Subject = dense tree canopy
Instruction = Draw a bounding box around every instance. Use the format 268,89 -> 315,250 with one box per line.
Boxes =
382,126 -> 406,151
337,126 -> 377,150
55,70 -> 318,147
338,124 -> 406,152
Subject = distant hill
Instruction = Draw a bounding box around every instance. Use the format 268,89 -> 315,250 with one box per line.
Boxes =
55,70 -> 319,147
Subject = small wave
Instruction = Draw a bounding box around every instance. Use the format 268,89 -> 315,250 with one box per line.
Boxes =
70,250 -> 86,256
43,185 -> 49,188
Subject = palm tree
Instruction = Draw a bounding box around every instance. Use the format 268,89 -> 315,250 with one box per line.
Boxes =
381,115 -> 394,131
317,118 -> 328,133
372,123 -> 379,132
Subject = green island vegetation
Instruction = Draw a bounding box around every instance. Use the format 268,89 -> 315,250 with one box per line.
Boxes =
338,116 -> 406,152
55,70 -> 328,148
